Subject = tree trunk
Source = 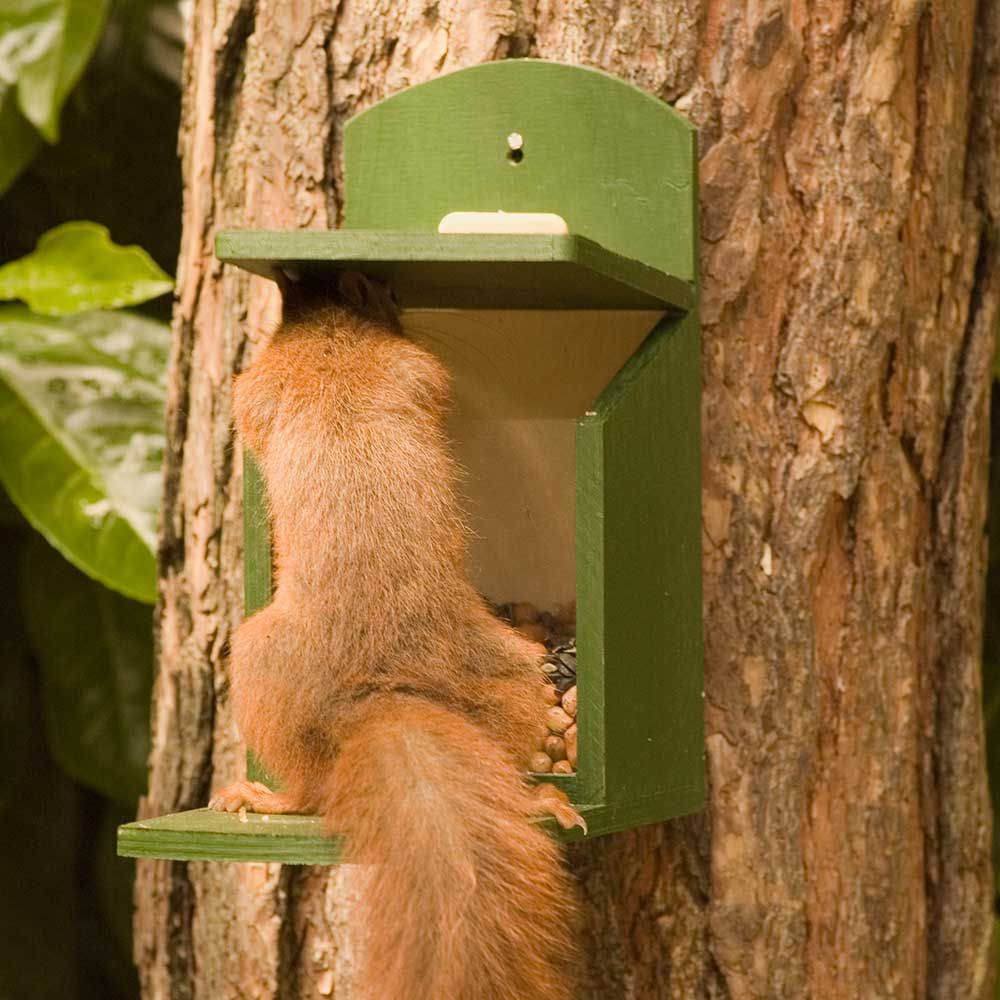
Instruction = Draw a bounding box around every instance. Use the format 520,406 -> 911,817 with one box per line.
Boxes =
135,2 -> 1000,997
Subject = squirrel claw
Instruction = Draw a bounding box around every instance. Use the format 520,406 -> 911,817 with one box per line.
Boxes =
550,802 -> 588,834
528,783 -> 588,834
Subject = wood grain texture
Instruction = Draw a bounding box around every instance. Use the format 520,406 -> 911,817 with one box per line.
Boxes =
140,1 -> 999,997
119,791 -> 706,864
214,229 -> 696,309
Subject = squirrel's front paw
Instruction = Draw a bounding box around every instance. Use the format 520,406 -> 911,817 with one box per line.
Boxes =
209,780 -> 296,814
528,783 -> 588,834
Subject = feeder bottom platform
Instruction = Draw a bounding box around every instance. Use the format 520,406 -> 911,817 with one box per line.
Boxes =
117,783 -> 704,865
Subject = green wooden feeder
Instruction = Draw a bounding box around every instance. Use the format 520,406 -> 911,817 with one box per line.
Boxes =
118,59 -> 703,865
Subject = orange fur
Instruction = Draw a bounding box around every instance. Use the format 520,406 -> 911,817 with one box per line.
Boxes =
213,275 -> 580,999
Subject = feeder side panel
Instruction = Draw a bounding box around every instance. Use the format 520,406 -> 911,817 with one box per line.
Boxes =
243,452 -> 272,615
581,310 -> 705,813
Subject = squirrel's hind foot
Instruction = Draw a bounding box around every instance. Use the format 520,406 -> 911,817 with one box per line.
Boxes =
529,783 -> 587,834
209,780 -> 297,815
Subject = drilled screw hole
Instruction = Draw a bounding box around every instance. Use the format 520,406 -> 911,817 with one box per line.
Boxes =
506,132 -> 524,165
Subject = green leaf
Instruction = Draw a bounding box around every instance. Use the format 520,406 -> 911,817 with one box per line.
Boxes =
0,304 -> 167,602
0,221 -> 173,314
21,534 -> 152,803
0,88 -> 42,195
0,0 -> 184,279
0,0 -> 110,142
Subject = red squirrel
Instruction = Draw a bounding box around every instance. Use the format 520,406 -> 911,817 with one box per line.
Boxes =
210,272 -> 583,999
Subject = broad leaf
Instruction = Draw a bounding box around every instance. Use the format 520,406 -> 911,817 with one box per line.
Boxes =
0,304 -> 167,602
0,221 -> 173,314
0,0 -> 184,266
21,534 -> 152,804
0,0 -> 110,142
0,87 -> 41,195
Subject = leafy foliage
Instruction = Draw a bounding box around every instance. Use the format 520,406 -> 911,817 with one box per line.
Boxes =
0,304 -> 168,602
22,535 -> 152,803
0,0 -> 110,193
0,5 -> 180,998
0,2 -> 183,273
0,221 -> 172,314
0,89 -> 42,194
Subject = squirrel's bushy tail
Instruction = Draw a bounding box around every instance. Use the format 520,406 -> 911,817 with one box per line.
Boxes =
321,697 -> 579,1000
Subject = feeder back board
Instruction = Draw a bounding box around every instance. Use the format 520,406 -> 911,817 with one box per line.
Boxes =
117,59 -> 703,864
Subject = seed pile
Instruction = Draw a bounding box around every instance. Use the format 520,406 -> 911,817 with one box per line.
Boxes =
492,600 -> 578,775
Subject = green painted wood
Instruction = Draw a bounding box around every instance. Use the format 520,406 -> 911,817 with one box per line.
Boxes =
121,59 -> 703,865
577,310 -> 704,813
343,59 -> 704,826
574,408 -> 608,806
118,809 -> 345,865
115,779 -> 703,863
344,59 -> 697,283
243,453 -> 272,615
215,229 -> 694,309
243,451 -> 280,788
215,231 -> 693,311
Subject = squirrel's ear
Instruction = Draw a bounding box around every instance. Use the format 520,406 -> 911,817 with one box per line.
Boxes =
336,271 -> 401,330
336,271 -> 369,310
278,270 -> 401,330
276,267 -> 303,295
280,272 -> 333,324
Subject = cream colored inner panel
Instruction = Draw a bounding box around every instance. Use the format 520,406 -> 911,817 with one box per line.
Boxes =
402,310 -> 662,607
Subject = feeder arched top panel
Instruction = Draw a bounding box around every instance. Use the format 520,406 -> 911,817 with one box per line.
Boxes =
344,59 -> 697,283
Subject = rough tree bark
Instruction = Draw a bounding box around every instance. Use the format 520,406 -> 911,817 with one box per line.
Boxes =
135,2 -> 1000,997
